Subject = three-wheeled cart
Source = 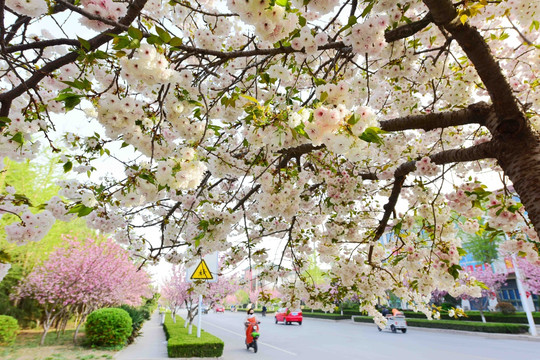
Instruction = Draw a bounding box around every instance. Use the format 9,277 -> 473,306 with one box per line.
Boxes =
378,315 -> 407,333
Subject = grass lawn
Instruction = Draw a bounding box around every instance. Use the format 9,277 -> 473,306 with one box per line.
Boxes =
0,327 -> 117,360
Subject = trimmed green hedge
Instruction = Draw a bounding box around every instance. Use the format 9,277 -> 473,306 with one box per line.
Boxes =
163,314 -> 223,358
352,316 -> 529,334
302,313 -> 351,320
401,310 -> 540,324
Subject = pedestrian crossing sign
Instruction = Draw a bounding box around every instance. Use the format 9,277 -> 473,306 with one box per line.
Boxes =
190,259 -> 214,280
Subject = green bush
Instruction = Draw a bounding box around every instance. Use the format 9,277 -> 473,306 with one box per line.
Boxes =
118,305 -> 146,344
163,314 -> 223,358
0,315 -> 19,346
495,302 -> 516,315
352,316 -> 529,334
0,265 -> 42,329
86,308 -> 132,347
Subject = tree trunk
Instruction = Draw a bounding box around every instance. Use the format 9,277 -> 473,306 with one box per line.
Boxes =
495,131 -> 540,234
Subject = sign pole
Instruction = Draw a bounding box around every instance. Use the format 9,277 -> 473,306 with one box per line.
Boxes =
197,294 -> 203,338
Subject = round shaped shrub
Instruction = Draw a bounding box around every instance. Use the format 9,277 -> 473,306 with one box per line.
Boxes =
0,315 -> 19,346
495,302 -> 516,315
86,308 -> 132,347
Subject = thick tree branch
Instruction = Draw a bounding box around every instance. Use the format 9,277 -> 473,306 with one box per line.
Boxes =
380,102 -> 492,132
5,39 -> 81,53
423,0 -> 526,136
372,141 -> 497,247
277,144 -> 325,169
384,12 -> 433,43
173,41 -> 350,60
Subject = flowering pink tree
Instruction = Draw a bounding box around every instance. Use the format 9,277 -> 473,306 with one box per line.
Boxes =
15,236 -> 151,344
1,0 -> 540,318
205,277 -> 239,311
462,269 -> 507,323
517,258 -> 540,309
161,266 -> 193,323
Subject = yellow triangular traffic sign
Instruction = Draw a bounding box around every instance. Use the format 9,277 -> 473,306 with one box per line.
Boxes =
190,259 -> 214,280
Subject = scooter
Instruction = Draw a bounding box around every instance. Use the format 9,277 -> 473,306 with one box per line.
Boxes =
245,319 -> 261,353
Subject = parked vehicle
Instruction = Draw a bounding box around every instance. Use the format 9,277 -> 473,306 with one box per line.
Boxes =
378,315 -> 407,333
275,308 -> 302,325
215,305 -> 225,313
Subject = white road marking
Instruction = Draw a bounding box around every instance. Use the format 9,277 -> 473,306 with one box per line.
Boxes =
202,320 -> 297,356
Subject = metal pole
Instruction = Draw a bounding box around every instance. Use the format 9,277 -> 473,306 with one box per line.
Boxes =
197,294 -> 202,338
512,254 -> 537,336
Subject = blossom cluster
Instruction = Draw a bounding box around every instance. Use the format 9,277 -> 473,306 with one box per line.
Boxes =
80,0 -> 128,31
5,0 -> 48,17
344,16 -> 388,55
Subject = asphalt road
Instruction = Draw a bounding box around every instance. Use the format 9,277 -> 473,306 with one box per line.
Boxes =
198,311 -> 540,360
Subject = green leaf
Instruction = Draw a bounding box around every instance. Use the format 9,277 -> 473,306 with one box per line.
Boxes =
11,132 -> 24,145
298,16 -> 306,27
63,161 -> 73,173
169,37 -> 183,47
67,204 -> 94,217
156,26 -> 171,43
77,36 -> 91,50
359,127 -> 385,145
240,94 -> 259,104
78,206 -> 94,217
147,35 -> 163,45
457,247 -> 467,256
360,1 -> 375,18
448,264 -> 462,280
276,0 -> 288,6
193,231 -> 205,248
319,91 -> 328,103
0,117 -> 11,125
508,204 -> 522,213
347,114 -> 360,125
128,26 -> 143,40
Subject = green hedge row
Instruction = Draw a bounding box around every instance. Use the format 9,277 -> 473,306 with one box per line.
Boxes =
401,310 -> 540,324
302,313 -> 352,320
163,314 -> 224,358
352,316 -> 529,334
303,308 -> 363,316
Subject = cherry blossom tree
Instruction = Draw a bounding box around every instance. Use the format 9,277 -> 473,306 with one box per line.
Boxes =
517,258 -> 540,309
1,0 -> 539,320
461,268 -> 507,323
161,265 -> 192,323
205,276 -> 239,310
14,236 -> 151,344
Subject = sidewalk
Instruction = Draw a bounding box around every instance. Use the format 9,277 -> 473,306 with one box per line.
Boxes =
115,311 -> 169,360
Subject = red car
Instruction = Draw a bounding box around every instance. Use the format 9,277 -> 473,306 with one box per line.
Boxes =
215,305 -> 225,313
275,308 -> 302,325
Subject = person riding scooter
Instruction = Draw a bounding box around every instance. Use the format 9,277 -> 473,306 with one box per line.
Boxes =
245,308 -> 260,352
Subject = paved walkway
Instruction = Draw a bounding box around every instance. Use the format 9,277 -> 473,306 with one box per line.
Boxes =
115,311 -> 169,360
